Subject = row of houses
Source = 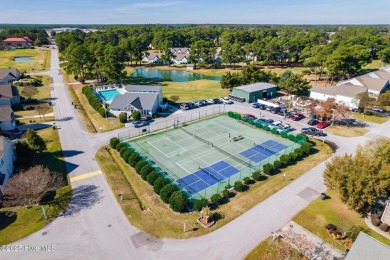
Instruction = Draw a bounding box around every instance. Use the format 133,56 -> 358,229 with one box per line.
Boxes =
0,69 -> 20,195
310,67 -> 390,109
142,47 -> 223,65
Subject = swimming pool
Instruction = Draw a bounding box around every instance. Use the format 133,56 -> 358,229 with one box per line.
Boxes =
98,89 -> 120,102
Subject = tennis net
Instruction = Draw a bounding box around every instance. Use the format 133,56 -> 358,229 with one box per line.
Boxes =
202,167 -> 224,182
255,144 -> 279,154
212,142 -> 252,167
181,127 -> 210,145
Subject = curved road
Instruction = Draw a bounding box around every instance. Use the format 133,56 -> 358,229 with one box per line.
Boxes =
2,48 -> 389,260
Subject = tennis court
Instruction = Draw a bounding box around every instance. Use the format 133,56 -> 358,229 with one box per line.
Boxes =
126,115 -> 300,200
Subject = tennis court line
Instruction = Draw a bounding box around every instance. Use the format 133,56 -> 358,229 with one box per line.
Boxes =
70,170 -> 102,183
175,161 -> 191,174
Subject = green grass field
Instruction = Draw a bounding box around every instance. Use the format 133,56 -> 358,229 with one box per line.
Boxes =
293,190 -> 390,251
326,125 -> 368,137
0,49 -> 51,72
353,113 -> 389,124
162,80 -> 228,101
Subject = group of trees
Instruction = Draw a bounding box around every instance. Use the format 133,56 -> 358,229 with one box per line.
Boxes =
324,138 -> 390,216
111,138 -> 189,212
356,91 -> 390,114
221,65 -> 311,95
55,25 -> 390,83
0,27 -> 49,47
309,98 -> 351,120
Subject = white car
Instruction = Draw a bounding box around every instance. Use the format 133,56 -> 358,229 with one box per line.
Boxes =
220,97 -> 233,104
269,121 -> 282,129
206,99 -> 215,104
277,123 -> 291,133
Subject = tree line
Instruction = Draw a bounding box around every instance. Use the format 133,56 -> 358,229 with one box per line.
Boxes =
55,25 -> 390,83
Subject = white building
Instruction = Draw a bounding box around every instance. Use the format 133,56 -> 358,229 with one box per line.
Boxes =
142,53 -> 161,64
310,68 -> 390,108
0,136 -> 16,196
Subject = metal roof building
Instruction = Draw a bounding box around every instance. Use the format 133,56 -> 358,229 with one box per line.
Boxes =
345,232 -> 390,260
231,82 -> 278,103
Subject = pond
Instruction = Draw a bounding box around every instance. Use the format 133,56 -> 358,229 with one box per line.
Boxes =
131,68 -> 221,82
14,57 -> 33,62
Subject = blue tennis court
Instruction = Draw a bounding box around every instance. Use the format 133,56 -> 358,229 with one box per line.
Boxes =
239,140 -> 288,163
177,161 -> 239,194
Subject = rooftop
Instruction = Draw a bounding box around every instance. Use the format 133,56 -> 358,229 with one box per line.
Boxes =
0,68 -> 20,80
235,82 -> 277,92
0,84 -> 14,99
345,232 -> 390,260
110,92 -> 159,111
311,83 -> 367,98
0,105 -> 13,121
3,38 -> 28,42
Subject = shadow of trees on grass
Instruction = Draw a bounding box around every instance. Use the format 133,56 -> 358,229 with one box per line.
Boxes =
0,211 -> 17,230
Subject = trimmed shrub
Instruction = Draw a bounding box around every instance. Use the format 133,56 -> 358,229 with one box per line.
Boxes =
273,160 -> 281,169
263,125 -> 271,131
128,153 -> 141,167
160,184 -> 178,203
371,214 -> 381,226
243,177 -> 251,185
280,154 -> 290,165
248,119 -> 254,125
294,148 -> 304,157
110,137 -> 120,149
271,128 -> 279,135
169,191 -> 188,212
301,142 -> 313,154
263,163 -> 273,174
135,160 -> 148,174
255,122 -> 262,128
132,110 -> 141,121
122,149 -> 132,161
211,194 -> 223,205
119,146 -> 128,157
290,152 -> 299,161
234,181 -> 244,192
119,112 -> 128,123
153,177 -> 168,194
287,134 -> 296,142
147,171 -> 160,185
280,131 -> 288,138
115,142 -> 125,151
140,165 -> 153,180
227,111 -> 234,118
295,134 -> 308,142
221,189 -> 230,198
193,198 -> 209,211
379,222 -> 389,232
252,171 -> 262,181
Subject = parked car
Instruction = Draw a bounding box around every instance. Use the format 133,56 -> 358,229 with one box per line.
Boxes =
200,100 -> 208,106
316,121 -> 330,129
133,121 -> 148,128
228,94 -> 245,102
206,99 -> 215,104
289,113 -> 304,121
301,127 -> 326,136
271,107 -> 281,114
269,120 -> 282,129
220,97 -> 233,104
252,102 -> 261,108
372,107 -> 386,113
264,118 -> 274,124
180,103 -> 190,110
280,123 -> 291,131
247,113 -> 256,118
193,100 -> 203,106
254,118 -> 267,124
213,98 -> 221,104
307,119 -> 319,126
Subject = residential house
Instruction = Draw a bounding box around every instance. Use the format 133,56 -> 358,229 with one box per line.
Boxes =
345,232 -> 390,260
0,68 -> 21,84
0,135 -> 16,196
171,53 -> 189,64
142,53 -> 161,64
170,48 -> 190,55
3,37 -> 33,49
0,83 -> 21,106
110,85 -> 163,118
0,106 -> 16,132
310,68 -> 390,108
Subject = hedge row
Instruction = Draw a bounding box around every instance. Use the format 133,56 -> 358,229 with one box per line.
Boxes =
82,86 -> 108,118
111,138 -> 188,212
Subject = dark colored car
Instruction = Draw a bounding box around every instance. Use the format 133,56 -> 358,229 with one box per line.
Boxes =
252,102 -> 261,108
290,113 -> 304,121
264,118 -> 274,124
307,119 -> 319,126
301,127 -> 326,136
133,121 -> 148,128
316,121 -> 329,129
213,98 -> 221,104
271,107 -> 281,114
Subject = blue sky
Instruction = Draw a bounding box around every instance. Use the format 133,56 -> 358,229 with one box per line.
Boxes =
1,0 -> 389,24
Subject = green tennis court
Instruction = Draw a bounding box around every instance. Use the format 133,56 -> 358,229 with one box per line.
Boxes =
125,115 -> 300,200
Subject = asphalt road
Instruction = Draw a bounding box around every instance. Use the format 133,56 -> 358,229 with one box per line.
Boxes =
2,49 -> 389,259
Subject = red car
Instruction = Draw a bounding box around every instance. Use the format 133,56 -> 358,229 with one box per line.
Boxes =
289,113 -> 304,121
316,121 -> 329,129
247,113 -> 256,118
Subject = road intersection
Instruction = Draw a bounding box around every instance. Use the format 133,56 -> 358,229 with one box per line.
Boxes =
2,47 -> 389,260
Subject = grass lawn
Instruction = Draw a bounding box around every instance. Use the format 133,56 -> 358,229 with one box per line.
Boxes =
326,125 -> 368,137
245,237 -> 303,260
96,139 -> 332,238
162,80 -> 228,101
293,190 -> 390,251
363,60 -> 382,70
17,116 -> 55,125
353,113 -> 389,124
0,126 -> 70,245
0,185 -> 71,245
0,49 -> 51,72
17,76 -> 51,101
71,84 -> 123,132
262,65 -> 307,76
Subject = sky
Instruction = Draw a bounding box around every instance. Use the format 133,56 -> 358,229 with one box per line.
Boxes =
0,0 -> 389,24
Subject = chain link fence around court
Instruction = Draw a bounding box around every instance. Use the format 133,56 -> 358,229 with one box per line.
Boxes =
124,115 -> 302,201
117,106 -> 223,141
